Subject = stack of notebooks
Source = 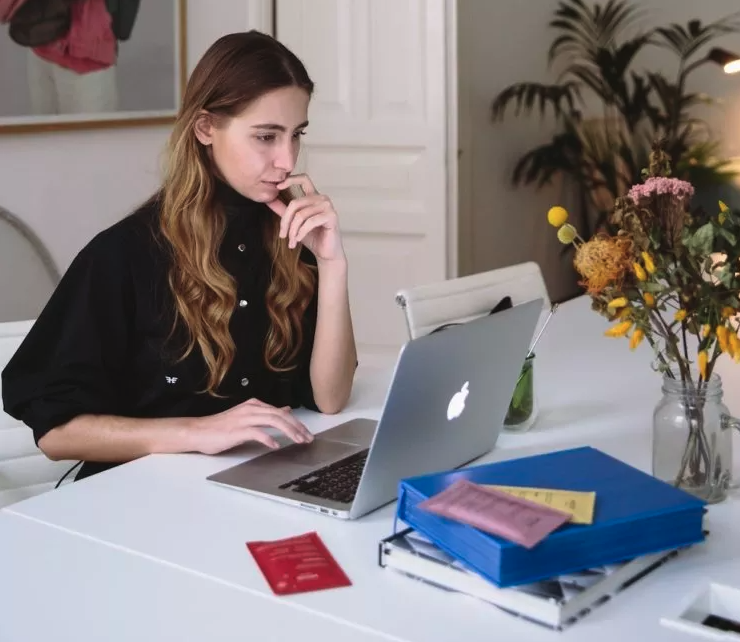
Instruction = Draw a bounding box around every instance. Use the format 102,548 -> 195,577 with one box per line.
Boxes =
379,446 -> 707,630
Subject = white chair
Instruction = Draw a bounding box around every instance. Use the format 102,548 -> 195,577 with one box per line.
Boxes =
395,261 -> 551,340
0,319 -> 75,508
0,206 -> 59,323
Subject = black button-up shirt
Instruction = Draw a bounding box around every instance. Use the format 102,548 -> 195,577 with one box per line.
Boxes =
1,181 -> 319,480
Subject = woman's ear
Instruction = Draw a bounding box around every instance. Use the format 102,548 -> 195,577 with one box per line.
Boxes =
193,110 -> 215,145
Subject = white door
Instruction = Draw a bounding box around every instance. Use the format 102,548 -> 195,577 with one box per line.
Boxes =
276,0 -> 454,364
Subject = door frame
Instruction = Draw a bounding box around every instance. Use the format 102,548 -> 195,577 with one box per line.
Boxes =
248,0 -> 274,34
445,0 -> 459,279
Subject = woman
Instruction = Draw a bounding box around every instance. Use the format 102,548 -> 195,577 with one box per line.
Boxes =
1,31 -> 358,481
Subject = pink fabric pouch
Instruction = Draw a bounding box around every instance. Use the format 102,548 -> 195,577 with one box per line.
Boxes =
418,479 -> 571,549
33,0 -> 116,74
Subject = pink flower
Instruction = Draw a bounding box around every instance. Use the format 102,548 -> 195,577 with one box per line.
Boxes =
628,177 -> 695,203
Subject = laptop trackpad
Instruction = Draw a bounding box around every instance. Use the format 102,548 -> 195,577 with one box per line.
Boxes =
261,439 -> 359,468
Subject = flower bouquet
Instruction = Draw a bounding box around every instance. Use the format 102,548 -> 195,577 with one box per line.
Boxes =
548,140 -> 740,502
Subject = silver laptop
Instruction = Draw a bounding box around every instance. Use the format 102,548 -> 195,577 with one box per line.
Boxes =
207,297 -> 543,520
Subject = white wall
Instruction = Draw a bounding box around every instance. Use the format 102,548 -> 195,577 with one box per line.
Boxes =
458,0 -> 740,303
0,0 -> 270,308
456,0 -> 572,301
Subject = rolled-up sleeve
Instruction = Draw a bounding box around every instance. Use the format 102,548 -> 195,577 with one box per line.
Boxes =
1,233 -> 133,445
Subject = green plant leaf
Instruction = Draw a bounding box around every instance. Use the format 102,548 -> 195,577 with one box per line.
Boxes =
684,222 -> 714,256
717,264 -> 735,288
718,227 -> 737,247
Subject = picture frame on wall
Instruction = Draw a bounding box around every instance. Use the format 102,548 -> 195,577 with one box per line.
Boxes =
0,0 -> 187,134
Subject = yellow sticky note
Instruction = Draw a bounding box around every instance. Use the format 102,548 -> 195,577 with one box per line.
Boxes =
484,484 -> 596,525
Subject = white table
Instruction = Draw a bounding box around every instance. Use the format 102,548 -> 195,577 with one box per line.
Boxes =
0,511 -> 392,642
3,296 -> 740,642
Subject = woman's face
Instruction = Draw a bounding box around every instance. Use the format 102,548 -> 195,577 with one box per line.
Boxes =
195,86 -> 310,203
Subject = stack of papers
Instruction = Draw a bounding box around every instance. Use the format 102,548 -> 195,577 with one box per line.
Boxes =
379,527 -> 688,630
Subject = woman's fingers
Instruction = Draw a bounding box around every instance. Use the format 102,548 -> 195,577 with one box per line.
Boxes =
276,173 -> 318,196
243,429 -> 280,450
235,398 -> 313,444
293,213 -> 332,246
244,408 -> 313,443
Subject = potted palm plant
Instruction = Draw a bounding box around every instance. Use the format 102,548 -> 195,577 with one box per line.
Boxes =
491,0 -> 740,239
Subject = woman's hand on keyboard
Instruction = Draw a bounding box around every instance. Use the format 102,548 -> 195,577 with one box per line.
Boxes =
191,398 -> 314,454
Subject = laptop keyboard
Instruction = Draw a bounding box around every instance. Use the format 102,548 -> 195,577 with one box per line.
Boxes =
278,449 -> 369,504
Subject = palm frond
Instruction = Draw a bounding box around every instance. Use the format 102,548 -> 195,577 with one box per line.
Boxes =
491,82 -> 582,121
511,130 -> 585,187
654,15 -> 740,62
583,36 -> 653,111
565,64 -> 610,100
548,0 -> 647,64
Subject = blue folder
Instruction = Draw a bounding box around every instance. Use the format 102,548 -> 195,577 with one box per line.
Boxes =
396,446 -> 706,587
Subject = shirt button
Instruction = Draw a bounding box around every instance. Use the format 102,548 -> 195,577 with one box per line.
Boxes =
241,377 -> 249,387
239,299 -> 248,308
238,243 -> 246,252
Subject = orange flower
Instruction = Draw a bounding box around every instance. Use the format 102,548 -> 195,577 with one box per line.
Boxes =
717,326 -> 730,353
698,350 -> 708,380
643,293 -> 655,307
730,334 -> 740,363
605,321 -> 633,338
573,235 -> 634,294
641,252 -> 656,274
629,329 -> 645,350
633,262 -> 647,281
608,297 -> 628,309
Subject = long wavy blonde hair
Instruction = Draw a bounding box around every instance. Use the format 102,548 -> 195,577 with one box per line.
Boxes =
158,31 -> 317,395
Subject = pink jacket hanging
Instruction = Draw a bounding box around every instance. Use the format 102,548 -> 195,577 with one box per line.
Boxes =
0,0 -> 28,23
32,0 -> 117,74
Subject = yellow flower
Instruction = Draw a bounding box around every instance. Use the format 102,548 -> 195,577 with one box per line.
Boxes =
633,262 -> 647,281
605,320 -> 633,337
629,329 -> 644,350
643,293 -> 655,307
722,306 -> 736,319
719,201 -> 729,225
674,309 -> 687,322
730,334 -> 740,363
702,324 -> 711,337
698,350 -> 708,380
557,224 -> 577,244
641,252 -> 656,274
547,206 -> 569,227
717,325 -> 730,353
607,297 -> 628,309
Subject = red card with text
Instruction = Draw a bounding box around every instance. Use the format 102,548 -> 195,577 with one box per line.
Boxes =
246,531 -> 352,595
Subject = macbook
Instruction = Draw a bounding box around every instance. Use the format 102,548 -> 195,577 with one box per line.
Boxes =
207,297 -> 543,519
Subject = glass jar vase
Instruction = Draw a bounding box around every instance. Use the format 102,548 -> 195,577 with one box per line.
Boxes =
504,353 -> 537,433
652,373 -> 740,504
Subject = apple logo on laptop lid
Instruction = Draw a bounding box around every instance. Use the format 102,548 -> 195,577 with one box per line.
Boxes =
447,381 -> 469,420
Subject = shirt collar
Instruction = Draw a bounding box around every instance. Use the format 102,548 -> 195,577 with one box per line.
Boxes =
214,179 -> 271,230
